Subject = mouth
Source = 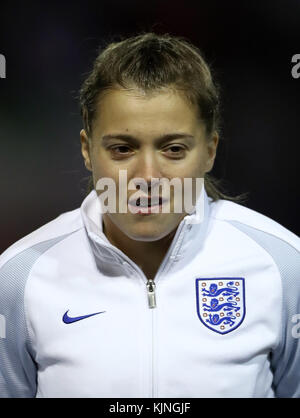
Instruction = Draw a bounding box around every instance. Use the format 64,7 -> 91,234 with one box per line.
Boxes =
128,196 -> 168,215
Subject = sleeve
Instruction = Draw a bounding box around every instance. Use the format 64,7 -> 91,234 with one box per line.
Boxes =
0,249 -> 37,398
269,240 -> 300,398
228,220 -> 300,397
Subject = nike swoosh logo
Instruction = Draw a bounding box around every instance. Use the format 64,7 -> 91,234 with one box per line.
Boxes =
62,310 -> 106,324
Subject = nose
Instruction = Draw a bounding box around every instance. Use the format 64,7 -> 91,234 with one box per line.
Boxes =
132,149 -> 162,190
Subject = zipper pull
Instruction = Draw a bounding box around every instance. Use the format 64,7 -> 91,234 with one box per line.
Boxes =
146,279 -> 156,309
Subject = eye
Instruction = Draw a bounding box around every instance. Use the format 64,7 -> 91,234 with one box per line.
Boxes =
163,145 -> 186,158
109,145 -> 133,159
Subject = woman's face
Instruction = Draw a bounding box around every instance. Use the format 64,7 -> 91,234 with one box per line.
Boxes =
80,87 -> 218,242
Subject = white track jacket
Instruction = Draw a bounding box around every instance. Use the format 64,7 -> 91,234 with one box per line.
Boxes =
0,188 -> 300,398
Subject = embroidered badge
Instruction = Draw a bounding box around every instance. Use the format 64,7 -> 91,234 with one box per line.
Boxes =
196,278 -> 246,335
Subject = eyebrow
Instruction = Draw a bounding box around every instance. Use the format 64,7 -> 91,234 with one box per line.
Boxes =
101,133 -> 195,146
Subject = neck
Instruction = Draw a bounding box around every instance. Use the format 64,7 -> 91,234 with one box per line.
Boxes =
102,215 -> 178,280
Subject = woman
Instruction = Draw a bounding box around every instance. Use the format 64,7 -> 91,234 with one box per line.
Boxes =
0,32 -> 299,398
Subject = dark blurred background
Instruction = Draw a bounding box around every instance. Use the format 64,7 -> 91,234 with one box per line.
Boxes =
0,0 -> 299,253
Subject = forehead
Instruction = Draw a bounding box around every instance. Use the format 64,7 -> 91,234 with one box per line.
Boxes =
92,87 -> 201,137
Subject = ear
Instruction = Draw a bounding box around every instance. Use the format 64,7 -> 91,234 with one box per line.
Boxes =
205,131 -> 219,173
80,129 -> 93,172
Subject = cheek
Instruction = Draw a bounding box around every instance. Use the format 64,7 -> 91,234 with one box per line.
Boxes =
90,150 -> 117,178
179,153 -> 208,179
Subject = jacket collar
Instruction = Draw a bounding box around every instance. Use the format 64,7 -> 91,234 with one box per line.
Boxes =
80,186 -> 211,265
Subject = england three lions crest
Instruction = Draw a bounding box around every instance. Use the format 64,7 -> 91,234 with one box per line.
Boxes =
196,278 -> 246,335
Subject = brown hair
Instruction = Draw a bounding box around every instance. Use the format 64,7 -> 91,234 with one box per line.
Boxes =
79,32 -> 245,202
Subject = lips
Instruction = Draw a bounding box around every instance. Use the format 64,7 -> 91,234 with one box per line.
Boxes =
127,195 -> 170,215
128,195 -> 165,208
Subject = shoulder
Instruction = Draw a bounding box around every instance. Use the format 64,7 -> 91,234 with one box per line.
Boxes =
0,207 -> 83,271
209,198 -> 300,253
209,200 -> 300,347
0,208 -> 84,398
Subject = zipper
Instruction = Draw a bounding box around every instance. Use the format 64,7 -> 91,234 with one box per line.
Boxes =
146,218 -> 188,397
146,217 -> 188,305
142,217 -> 188,309
93,216 -> 188,308
100,217 -> 188,309
92,217 -> 189,398
146,279 -> 156,309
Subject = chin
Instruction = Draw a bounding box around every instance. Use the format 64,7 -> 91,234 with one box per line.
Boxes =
124,225 -> 170,242
126,231 -> 165,242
